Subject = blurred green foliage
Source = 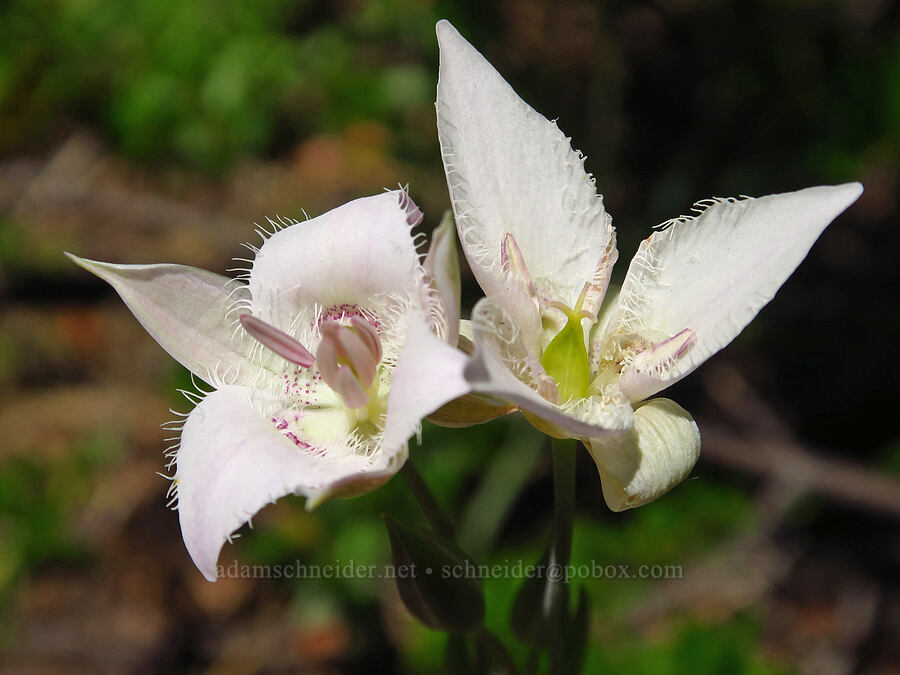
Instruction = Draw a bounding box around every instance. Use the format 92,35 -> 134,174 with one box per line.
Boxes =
0,431 -> 123,598
588,616 -> 790,675
0,0 -> 438,170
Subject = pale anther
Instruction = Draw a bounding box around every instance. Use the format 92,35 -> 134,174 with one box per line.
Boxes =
632,328 -> 696,374
317,320 -> 383,409
501,232 -> 538,300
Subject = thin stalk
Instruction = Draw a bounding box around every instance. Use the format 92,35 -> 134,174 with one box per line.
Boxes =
551,437 -> 576,569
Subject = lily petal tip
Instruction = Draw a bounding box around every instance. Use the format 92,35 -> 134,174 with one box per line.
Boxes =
63,250 -> 89,268
436,19 -> 468,54
64,251 -> 108,278
435,18 -> 455,39
844,180 -> 864,201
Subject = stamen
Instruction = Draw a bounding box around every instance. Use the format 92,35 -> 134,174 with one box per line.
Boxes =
350,316 -> 382,363
399,190 -> 424,227
239,314 -> 315,367
501,232 -> 538,300
317,320 -> 383,409
333,367 -> 369,409
632,329 -> 696,374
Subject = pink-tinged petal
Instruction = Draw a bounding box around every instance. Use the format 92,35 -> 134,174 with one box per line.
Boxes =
66,254 -> 258,384
382,313 -> 472,451
423,211 -> 462,345
248,191 -> 428,329
609,183 -> 863,400
584,398 -> 700,511
436,20 -> 616,313
175,385 -> 379,581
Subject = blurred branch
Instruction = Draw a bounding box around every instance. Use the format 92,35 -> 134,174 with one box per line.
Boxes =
697,424 -> 900,519
699,364 -> 900,519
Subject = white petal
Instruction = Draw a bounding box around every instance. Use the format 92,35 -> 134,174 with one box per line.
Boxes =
248,191 -> 429,330
66,254 -> 258,384
436,20 -> 615,311
175,385 -> 383,581
382,312 -> 472,450
424,210 -> 462,345
610,183 -> 863,400
585,398 -> 700,511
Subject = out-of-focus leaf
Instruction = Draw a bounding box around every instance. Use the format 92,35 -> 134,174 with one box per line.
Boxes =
383,514 -> 485,634
458,424 -> 543,557
562,586 -> 591,675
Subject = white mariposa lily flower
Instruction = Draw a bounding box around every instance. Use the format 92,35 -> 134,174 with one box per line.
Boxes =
67,190 -> 462,581
419,20 -> 863,511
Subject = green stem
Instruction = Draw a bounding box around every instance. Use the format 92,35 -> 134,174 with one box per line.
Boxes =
400,460 -> 455,539
551,437 -> 576,569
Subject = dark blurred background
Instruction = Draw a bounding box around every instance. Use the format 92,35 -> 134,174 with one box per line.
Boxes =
1,0 -> 898,673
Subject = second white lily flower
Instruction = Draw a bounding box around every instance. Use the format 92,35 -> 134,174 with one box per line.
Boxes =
69,190 -> 462,580
421,20 -> 863,511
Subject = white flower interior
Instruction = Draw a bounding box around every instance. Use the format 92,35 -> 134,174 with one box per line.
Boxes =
242,297 -> 412,462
